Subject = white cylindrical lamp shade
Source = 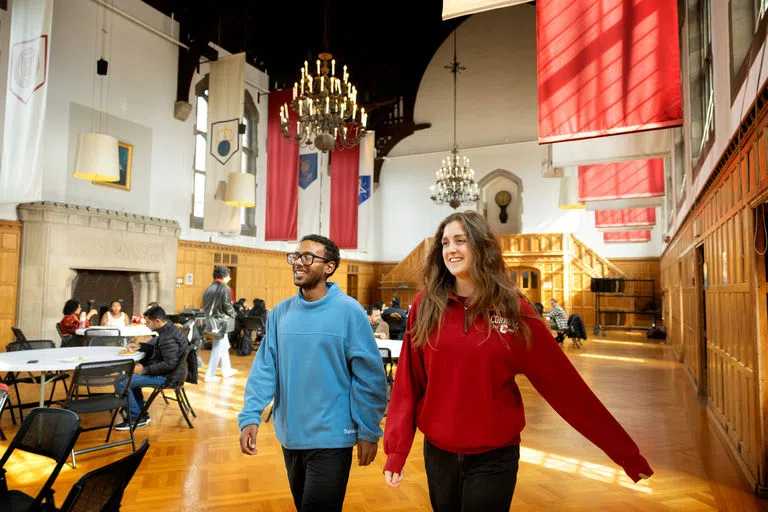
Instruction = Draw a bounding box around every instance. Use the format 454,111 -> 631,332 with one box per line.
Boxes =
224,172 -> 256,207
72,133 -> 120,182
558,174 -> 585,210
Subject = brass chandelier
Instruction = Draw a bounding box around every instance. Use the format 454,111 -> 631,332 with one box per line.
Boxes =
430,31 -> 478,209
279,53 -> 368,152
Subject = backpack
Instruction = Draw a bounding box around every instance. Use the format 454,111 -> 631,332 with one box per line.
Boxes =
234,331 -> 253,356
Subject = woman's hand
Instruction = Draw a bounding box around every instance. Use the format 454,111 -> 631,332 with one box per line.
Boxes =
384,470 -> 405,487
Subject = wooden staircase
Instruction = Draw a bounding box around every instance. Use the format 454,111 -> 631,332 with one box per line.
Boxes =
379,234 -> 625,319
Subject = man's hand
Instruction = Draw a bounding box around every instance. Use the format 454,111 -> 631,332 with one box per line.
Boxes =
376,333 -> 387,340
240,424 -> 259,455
126,343 -> 140,351
134,363 -> 144,375
356,439 -> 378,466
384,470 -> 405,487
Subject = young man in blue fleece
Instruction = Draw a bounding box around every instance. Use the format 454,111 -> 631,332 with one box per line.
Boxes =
238,234 -> 388,511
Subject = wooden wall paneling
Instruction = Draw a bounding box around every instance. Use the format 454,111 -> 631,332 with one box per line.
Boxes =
0,221 -> 20,351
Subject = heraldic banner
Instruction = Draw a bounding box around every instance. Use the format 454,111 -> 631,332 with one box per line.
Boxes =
357,132 -> 374,253
297,151 -> 321,237
204,52 -> 245,233
0,0 -> 53,204
330,144 -> 360,250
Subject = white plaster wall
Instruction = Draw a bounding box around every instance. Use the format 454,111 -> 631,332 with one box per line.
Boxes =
380,142 -> 663,261
37,0 -> 379,262
44,0 -> 186,217
379,4 -> 663,261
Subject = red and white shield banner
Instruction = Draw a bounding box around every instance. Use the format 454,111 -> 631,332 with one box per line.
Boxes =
10,35 -> 48,104
0,0 -> 53,206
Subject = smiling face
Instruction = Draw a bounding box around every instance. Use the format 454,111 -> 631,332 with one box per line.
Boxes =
292,240 -> 334,290
442,220 -> 474,281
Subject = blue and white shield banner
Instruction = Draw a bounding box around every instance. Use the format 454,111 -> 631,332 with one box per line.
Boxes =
210,118 -> 240,165
0,0 -> 52,205
298,150 -> 323,237
204,53 -> 245,232
357,132 -> 375,252
358,175 -> 371,205
299,153 -> 318,190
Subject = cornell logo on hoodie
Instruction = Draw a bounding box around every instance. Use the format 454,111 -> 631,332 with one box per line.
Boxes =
490,315 -> 517,334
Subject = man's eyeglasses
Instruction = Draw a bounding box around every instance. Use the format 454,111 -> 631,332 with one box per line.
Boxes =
286,252 -> 330,266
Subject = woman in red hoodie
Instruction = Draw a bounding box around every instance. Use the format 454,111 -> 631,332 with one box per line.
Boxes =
383,211 -> 652,511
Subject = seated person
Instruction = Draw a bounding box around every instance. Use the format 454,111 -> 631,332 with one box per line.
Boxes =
547,298 -> 569,344
366,305 -> 390,340
101,299 -> 130,327
131,301 -> 159,325
382,297 -> 408,340
59,299 -> 88,336
115,306 -> 187,430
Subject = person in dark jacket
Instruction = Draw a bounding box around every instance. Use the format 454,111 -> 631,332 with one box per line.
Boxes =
382,298 -> 408,340
115,306 -> 187,430
202,265 -> 238,382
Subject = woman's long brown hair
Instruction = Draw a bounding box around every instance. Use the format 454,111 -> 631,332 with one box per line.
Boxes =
411,211 -> 536,348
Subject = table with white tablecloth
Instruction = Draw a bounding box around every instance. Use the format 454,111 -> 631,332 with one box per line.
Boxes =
377,339 -> 402,359
0,346 -> 144,407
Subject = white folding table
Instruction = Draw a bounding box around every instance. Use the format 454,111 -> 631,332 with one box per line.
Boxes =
377,339 -> 403,359
0,346 -> 144,407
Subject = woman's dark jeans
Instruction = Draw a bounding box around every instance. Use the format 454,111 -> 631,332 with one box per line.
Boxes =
424,440 -> 520,512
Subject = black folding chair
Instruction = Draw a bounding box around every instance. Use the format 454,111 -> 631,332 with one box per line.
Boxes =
87,336 -> 129,347
59,359 -> 137,468
0,408 -> 81,512
0,387 -> 8,441
84,328 -> 121,347
379,348 -> 395,412
57,439 -> 150,512
133,346 -> 196,429
4,340 -> 70,423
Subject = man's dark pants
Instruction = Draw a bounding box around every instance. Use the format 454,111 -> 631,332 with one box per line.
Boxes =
282,446 -> 353,512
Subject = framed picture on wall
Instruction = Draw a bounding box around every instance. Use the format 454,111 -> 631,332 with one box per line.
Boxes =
94,141 -> 133,191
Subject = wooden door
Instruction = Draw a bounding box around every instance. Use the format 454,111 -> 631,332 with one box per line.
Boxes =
509,266 -> 541,304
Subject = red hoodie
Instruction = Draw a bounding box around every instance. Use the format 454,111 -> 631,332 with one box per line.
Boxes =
383,291 -> 652,483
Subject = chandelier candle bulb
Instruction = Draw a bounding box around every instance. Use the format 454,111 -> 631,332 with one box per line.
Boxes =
316,60 -> 320,74
332,59 -> 335,75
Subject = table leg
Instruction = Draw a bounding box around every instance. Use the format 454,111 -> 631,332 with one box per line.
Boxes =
39,372 -> 46,407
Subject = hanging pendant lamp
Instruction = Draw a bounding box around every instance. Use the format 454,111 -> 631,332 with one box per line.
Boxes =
558,168 -> 585,210
223,172 -> 256,207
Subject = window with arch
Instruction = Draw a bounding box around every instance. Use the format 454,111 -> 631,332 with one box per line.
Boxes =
191,75 -> 259,236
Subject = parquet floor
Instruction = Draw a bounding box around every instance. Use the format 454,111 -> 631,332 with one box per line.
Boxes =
3,333 -> 768,511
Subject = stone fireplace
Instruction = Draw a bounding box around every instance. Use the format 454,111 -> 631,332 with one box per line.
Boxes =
17,202 -> 180,341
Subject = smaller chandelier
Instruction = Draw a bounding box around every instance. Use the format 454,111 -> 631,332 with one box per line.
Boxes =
430,31 -> 478,209
430,149 -> 479,209
280,53 -> 368,152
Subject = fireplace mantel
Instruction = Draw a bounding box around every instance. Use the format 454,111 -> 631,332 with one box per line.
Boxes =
16,202 -> 180,341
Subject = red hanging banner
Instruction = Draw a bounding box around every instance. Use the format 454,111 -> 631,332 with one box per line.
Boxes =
578,158 -> 664,201
265,89 -> 299,241
537,0 -> 683,143
603,230 -> 651,242
330,145 -> 360,249
595,208 -> 656,227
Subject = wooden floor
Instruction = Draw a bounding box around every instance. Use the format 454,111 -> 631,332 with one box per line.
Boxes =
3,333 -> 768,511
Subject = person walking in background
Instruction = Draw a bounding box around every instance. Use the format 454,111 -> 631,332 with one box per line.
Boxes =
382,211 -> 652,511
202,265 -> 238,383
239,234 -> 387,512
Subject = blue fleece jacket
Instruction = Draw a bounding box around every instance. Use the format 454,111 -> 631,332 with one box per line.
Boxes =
238,282 -> 388,449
